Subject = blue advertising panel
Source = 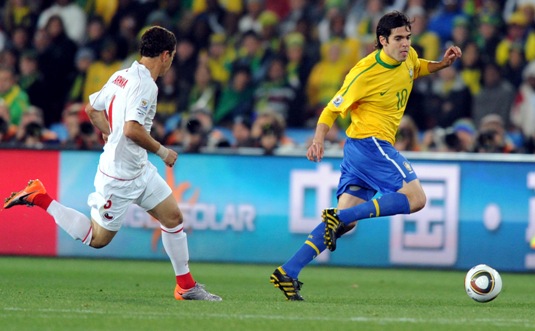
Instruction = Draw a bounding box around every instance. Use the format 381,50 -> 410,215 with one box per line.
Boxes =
57,151 -> 535,272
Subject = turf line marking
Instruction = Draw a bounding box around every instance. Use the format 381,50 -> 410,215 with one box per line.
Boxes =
3,307 -> 535,328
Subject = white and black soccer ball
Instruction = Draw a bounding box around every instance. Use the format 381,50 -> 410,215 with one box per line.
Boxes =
464,264 -> 502,303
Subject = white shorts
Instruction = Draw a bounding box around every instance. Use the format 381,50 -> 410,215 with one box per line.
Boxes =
87,163 -> 172,231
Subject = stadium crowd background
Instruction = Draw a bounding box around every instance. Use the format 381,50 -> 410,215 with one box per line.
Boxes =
1,0 -> 535,154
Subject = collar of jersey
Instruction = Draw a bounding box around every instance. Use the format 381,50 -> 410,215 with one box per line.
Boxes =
375,50 -> 401,69
132,60 -> 151,77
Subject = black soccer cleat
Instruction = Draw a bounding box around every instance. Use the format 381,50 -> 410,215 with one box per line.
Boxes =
270,267 -> 304,301
322,208 -> 345,252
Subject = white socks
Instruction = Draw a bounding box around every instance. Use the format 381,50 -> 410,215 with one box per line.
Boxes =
161,224 -> 190,275
45,200 -> 190,262
47,200 -> 93,245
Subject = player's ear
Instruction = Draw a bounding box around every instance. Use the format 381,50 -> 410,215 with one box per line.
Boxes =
160,50 -> 170,62
165,50 -> 176,62
379,35 -> 387,47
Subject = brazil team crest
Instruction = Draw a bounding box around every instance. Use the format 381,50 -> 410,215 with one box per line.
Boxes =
403,161 -> 413,173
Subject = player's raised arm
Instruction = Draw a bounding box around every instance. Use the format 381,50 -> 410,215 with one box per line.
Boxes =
427,45 -> 462,73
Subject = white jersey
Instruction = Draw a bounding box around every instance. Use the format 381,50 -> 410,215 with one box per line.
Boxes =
88,61 -> 158,180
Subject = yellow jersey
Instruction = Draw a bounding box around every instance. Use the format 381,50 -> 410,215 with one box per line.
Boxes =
319,47 -> 431,145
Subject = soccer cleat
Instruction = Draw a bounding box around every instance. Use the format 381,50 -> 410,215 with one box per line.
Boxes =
322,208 -> 345,252
270,267 -> 304,301
3,179 -> 47,209
174,283 -> 222,301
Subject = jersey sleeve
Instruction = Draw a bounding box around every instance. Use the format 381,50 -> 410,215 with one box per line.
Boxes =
88,83 -> 110,111
318,65 -> 364,127
411,47 -> 431,78
125,80 -> 155,124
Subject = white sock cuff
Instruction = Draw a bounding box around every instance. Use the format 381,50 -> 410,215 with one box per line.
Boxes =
46,200 -> 60,214
160,224 -> 184,233
47,200 -> 92,244
81,226 -> 93,246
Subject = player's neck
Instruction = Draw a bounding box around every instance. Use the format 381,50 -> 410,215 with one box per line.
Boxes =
138,57 -> 160,81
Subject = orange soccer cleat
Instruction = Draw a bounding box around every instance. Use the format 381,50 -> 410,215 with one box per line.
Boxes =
3,179 -> 47,209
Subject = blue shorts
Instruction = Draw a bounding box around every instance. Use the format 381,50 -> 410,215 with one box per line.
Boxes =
336,137 -> 418,201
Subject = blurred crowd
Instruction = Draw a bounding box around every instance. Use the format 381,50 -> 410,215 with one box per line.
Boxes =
1,0 -> 535,154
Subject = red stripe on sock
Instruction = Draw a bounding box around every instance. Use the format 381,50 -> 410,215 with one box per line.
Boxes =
176,273 -> 195,290
33,193 -> 53,210
82,226 -> 92,243
161,226 -> 183,234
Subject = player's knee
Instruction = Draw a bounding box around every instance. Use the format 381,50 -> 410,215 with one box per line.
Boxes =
88,232 -> 114,249
170,209 -> 183,226
160,210 -> 183,228
88,221 -> 116,248
90,239 -> 110,249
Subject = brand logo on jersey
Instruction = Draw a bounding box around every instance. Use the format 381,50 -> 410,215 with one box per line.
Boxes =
408,68 -> 414,81
112,75 -> 128,88
332,95 -> 343,107
379,89 -> 389,96
103,212 -> 114,220
403,161 -> 413,172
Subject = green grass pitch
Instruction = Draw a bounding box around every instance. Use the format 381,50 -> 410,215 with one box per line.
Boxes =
1,257 -> 534,331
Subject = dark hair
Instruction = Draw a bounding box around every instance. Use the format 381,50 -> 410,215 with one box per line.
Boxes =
475,129 -> 502,153
261,122 -> 282,139
45,14 -> 66,31
88,14 -> 105,26
230,64 -> 251,79
139,26 -> 177,57
241,29 -> 261,42
376,11 -> 411,50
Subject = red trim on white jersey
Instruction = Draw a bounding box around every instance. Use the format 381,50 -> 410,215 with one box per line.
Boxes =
108,94 -> 116,132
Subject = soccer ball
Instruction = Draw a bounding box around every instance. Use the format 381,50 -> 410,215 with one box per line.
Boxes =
464,264 -> 502,303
